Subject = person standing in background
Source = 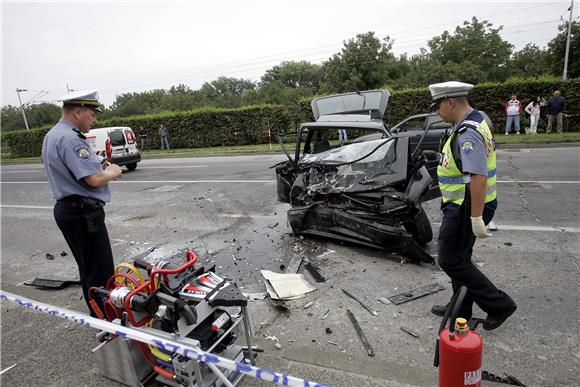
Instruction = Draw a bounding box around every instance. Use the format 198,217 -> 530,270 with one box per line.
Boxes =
504,95 -> 522,135
546,90 -> 566,133
138,126 -> 147,150
524,97 -> 545,135
159,123 -> 170,150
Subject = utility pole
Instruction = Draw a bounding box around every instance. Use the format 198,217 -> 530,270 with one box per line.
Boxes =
15,88 -> 30,131
562,0 -> 574,80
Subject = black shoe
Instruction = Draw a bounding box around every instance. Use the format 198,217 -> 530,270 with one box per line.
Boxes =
483,305 -> 517,331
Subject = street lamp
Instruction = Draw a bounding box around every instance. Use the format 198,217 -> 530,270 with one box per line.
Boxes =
15,88 -> 30,131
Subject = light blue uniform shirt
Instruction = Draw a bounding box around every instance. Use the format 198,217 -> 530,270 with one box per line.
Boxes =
453,109 -> 489,177
42,118 -> 111,202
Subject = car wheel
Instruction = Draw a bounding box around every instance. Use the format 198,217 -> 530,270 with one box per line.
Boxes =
126,163 -> 137,171
404,208 -> 433,245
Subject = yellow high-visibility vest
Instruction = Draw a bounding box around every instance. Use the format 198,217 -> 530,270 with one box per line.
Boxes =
437,120 -> 497,205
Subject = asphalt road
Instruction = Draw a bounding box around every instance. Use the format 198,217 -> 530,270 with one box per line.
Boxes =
1,148 -> 579,386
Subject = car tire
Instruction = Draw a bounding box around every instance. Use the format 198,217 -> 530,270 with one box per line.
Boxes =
404,208 -> 433,245
126,163 -> 137,171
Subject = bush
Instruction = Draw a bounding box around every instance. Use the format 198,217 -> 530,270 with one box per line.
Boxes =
298,78 -> 579,132
3,105 -> 288,157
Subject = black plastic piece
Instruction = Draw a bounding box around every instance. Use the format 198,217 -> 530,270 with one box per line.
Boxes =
24,278 -> 81,289
206,281 -> 247,307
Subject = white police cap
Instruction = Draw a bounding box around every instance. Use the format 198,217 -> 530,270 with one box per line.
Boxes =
428,81 -> 474,109
58,89 -> 102,112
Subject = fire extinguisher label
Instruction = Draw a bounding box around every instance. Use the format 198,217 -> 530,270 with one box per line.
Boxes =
464,368 -> 482,385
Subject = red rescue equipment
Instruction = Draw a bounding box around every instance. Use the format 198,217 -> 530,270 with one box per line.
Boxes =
434,286 -> 483,387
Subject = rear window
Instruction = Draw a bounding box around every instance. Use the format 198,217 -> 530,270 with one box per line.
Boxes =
109,131 -> 126,146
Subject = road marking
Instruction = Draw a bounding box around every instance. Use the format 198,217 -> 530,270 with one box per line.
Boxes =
1,170 -> 43,173
217,214 -> 279,219
1,180 -> 577,185
0,180 -> 276,184
136,165 -> 207,169
497,180 -> 580,184
1,204 -> 52,209
433,223 -> 580,233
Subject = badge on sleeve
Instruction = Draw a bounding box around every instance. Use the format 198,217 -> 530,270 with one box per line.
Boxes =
461,140 -> 474,156
73,144 -> 91,160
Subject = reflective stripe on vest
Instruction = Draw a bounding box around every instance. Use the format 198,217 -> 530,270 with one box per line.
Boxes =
437,120 -> 497,205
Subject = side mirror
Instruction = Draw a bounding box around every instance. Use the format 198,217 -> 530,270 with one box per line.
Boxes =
422,150 -> 440,163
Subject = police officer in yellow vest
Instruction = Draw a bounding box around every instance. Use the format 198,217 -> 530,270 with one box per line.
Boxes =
429,81 -> 516,330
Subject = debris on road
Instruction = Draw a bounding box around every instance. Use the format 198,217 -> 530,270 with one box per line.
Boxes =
268,222 -> 279,229
45,253 -> 54,260
262,270 -> 316,301
321,309 -> 330,320
400,326 -> 420,338
24,278 -> 81,289
304,262 -> 326,282
325,327 -> 332,334
342,288 -> 378,316
346,309 -> 375,357
388,283 -> 445,305
377,297 -> 392,305
303,301 -> 314,309
60,251 -> 68,257
284,254 -> 304,274
504,242 -> 513,246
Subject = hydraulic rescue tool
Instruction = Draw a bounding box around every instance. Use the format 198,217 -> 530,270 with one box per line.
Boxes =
89,249 -> 255,386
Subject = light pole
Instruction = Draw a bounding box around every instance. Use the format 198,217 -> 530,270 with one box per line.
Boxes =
15,88 -> 30,131
562,0 -> 574,80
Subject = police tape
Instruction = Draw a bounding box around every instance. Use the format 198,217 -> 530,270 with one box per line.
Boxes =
0,289 -> 330,387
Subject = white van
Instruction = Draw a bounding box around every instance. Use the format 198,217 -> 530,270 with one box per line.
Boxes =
86,127 -> 141,171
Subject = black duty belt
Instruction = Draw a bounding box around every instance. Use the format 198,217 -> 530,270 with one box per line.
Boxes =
57,195 -> 104,210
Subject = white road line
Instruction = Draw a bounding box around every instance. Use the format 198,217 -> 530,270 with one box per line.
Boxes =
136,165 -> 207,169
497,180 -> 580,184
217,214 -> 279,219
0,180 -> 276,184
1,180 -> 578,185
1,170 -> 44,173
433,223 -> 580,233
1,204 -> 52,209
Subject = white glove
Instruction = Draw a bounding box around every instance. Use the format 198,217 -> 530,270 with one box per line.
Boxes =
471,216 -> 492,238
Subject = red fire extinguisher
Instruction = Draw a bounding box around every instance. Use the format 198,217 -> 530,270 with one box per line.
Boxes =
434,286 -> 483,387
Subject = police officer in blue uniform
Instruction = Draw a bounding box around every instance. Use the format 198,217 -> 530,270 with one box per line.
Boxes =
42,90 -> 122,315
429,81 -> 517,330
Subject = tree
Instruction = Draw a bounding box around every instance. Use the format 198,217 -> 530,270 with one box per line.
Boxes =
321,32 -> 397,93
261,61 -> 321,90
427,17 -> 513,82
547,20 -> 579,78
0,103 -> 60,132
199,76 -> 256,107
508,43 -> 553,78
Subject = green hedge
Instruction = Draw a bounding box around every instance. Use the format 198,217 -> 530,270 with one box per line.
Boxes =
3,105 -> 288,158
298,78 -> 579,132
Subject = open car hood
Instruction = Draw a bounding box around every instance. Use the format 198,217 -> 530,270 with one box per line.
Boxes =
311,90 -> 390,121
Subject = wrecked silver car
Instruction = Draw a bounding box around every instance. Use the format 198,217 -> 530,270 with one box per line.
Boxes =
274,90 -> 440,264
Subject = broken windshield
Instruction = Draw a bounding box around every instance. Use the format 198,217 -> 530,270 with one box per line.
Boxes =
300,139 -> 408,193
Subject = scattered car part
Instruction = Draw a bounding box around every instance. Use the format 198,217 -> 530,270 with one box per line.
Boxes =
346,309 -> 375,357
304,262 -> 326,282
400,326 -> 420,338
342,288 -> 378,316
24,277 -> 81,289
388,283 -> 445,305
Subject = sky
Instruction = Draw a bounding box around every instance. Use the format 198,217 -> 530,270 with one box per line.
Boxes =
1,0 -> 576,108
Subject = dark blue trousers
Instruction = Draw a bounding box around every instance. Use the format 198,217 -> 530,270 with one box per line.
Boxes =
54,201 -> 114,315
437,200 -> 516,319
